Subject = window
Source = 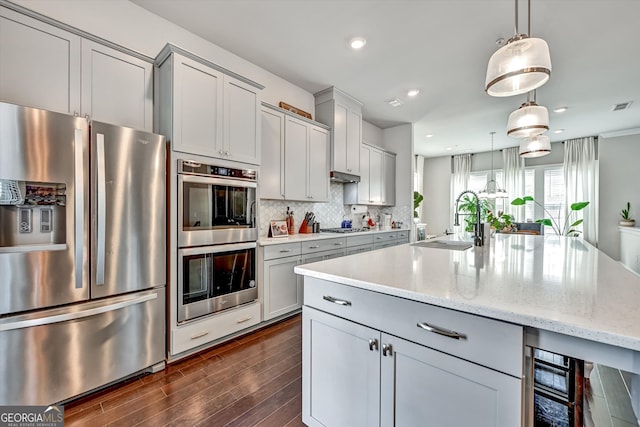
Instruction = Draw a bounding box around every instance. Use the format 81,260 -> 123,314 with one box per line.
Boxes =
521,164 -> 565,233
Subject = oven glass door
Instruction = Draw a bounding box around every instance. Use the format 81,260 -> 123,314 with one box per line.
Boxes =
181,176 -> 255,231
178,242 -> 257,323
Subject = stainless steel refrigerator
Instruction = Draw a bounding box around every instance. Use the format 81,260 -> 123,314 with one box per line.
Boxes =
0,101 -> 166,405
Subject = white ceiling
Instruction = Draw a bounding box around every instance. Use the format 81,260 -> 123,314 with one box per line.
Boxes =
131,0 -> 640,158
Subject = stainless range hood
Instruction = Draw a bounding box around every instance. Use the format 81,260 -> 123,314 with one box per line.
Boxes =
330,171 -> 360,183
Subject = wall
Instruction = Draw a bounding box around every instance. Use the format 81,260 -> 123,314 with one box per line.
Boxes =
598,132 -> 640,259
8,0 -> 315,114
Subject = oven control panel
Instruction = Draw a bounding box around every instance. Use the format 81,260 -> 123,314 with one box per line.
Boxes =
179,160 -> 257,181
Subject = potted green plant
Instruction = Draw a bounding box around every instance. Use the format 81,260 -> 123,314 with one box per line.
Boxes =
457,195 -> 489,232
511,196 -> 589,236
620,202 -> 635,227
413,191 -> 424,221
486,210 -> 515,233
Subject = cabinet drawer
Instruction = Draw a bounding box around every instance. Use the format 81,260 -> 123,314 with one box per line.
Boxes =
395,230 -> 409,240
301,237 -> 346,254
373,232 -> 398,242
346,244 -> 373,256
172,302 -> 261,355
263,242 -> 301,260
304,277 -> 522,377
347,234 -> 374,247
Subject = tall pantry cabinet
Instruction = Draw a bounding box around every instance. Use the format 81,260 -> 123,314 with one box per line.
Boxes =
0,5 -> 153,131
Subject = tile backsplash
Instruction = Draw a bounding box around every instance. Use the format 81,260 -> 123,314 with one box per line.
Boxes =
259,183 -> 411,237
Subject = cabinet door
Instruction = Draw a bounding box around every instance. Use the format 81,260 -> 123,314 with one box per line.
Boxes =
357,145 -> 371,204
382,152 -> 396,206
172,54 -> 223,157
346,107 -> 362,174
369,148 -> 383,204
223,76 -> 260,164
380,334 -> 522,427
284,116 -> 308,201
302,307 -> 380,427
263,256 -> 301,320
0,7 -> 80,114
81,40 -> 153,131
307,126 -> 329,201
332,101 -> 349,173
260,107 -> 285,199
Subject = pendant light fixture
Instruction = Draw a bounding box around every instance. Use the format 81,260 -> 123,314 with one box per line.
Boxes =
485,0 -> 551,97
507,90 -> 549,138
519,134 -> 551,158
479,132 -> 509,199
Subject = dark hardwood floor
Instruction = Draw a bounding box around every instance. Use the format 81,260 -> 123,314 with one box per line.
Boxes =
64,314 -> 304,427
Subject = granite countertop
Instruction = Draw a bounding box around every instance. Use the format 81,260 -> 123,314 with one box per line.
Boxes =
294,234 -> 640,352
258,227 -> 409,246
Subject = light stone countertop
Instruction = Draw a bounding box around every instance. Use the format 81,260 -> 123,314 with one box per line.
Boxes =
294,233 -> 640,352
258,227 -> 409,246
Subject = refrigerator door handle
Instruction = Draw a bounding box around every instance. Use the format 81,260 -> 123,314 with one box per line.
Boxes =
74,128 -> 85,289
0,292 -> 158,332
96,133 -> 106,286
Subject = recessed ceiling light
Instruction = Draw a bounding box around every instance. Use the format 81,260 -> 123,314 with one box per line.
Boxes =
350,37 -> 366,50
407,89 -> 420,97
446,147 -> 453,151
425,133 -> 434,138
553,107 -> 568,113
553,129 -> 565,134
387,98 -> 402,107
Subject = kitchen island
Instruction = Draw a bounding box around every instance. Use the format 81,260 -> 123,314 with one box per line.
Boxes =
294,234 -> 640,427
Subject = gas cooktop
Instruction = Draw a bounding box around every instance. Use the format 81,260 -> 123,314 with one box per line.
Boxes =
320,227 -> 367,233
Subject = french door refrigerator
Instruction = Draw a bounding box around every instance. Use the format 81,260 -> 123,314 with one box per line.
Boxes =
0,101 -> 166,405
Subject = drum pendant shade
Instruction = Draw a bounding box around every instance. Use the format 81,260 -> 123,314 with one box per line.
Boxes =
485,37 -> 551,97
519,135 -> 551,158
507,101 -> 549,138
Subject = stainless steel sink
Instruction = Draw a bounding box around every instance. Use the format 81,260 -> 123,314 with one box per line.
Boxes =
412,240 -> 473,251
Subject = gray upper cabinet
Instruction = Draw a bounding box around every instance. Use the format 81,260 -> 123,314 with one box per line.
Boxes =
156,44 -> 263,165
261,103 -> 330,202
314,87 -> 362,175
344,143 -> 396,206
0,6 -> 154,131
81,40 -> 153,131
0,7 -> 80,114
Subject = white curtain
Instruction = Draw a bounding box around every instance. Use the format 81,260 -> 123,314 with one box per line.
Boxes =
414,155 -> 425,219
451,154 -> 472,226
502,147 -> 525,220
563,137 -> 598,245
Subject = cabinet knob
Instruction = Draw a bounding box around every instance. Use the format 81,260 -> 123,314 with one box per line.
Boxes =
224,150 -> 230,157
382,343 -> 393,356
368,338 -> 379,351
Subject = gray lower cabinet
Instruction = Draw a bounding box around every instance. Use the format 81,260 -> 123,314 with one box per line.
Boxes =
373,230 -> 409,249
262,255 -> 302,321
303,298 -> 522,427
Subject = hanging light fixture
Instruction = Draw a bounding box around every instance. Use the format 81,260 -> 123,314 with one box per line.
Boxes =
519,134 -> 551,158
479,132 -> 509,199
507,90 -> 549,138
485,0 -> 551,97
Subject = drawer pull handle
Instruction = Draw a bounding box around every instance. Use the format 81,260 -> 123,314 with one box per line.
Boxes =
191,331 -> 209,340
382,343 -> 393,356
237,316 -> 253,324
368,338 -> 378,351
323,295 -> 352,306
279,249 -> 293,253
308,245 -> 320,249
417,322 -> 467,340
334,242 -> 344,246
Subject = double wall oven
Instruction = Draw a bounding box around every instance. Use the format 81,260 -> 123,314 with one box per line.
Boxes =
177,160 -> 257,323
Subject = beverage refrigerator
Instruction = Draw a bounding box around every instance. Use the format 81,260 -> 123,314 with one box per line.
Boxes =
0,101 -> 166,405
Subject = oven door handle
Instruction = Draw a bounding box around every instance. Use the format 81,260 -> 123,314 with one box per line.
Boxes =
178,242 -> 257,257
178,173 -> 257,189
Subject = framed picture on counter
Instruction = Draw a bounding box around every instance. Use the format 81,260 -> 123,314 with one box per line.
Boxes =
269,220 -> 289,238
